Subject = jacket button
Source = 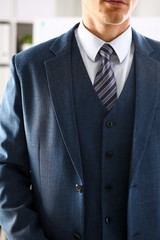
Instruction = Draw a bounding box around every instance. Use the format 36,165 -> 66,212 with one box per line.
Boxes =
105,184 -> 112,191
73,233 -> 81,239
75,184 -> 83,193
106,121 -> 114,128
105,217 -> 112,224
105,152 -> 113,158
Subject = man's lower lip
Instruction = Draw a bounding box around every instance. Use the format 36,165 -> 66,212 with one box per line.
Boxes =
105,1 -> 125,6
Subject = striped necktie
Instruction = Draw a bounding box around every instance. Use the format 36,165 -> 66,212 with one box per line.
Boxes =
94,44 -> 117,111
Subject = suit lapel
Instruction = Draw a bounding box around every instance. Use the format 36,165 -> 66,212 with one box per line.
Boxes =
44,25 -> 83,183
129,30 -> 160,185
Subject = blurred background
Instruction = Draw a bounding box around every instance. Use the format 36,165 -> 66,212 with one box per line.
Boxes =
0,0 -> 160,103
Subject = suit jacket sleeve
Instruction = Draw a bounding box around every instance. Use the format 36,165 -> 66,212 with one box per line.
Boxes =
0,56 -> 48,240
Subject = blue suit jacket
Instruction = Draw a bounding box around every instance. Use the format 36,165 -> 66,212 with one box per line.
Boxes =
0,24 -> 160,240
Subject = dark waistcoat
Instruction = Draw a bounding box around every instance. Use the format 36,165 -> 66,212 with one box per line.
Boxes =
71,37 -> 136,240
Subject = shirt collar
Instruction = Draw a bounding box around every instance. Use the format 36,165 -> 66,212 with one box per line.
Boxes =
77,22 -> 132,63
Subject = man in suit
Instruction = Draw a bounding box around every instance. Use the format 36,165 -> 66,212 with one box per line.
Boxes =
0,0 -> 160,239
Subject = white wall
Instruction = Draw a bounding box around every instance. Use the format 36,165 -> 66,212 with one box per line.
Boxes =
131,17 -> 160,41
134,0 -> 160,16
55,0 -> 82,17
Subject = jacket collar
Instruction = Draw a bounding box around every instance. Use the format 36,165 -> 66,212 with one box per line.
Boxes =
49,23 -> 79,55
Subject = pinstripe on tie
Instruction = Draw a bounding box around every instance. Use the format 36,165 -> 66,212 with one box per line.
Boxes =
94,44 -> 117,111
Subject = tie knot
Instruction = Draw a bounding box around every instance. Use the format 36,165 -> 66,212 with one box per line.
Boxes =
99,44 -> 113,60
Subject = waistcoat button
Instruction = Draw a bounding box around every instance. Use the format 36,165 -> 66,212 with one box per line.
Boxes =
75,184 -> 83,193
105,152 -> 113,158
73,233 -> 81,239
105,217 -> 112,224
106,121 -> 114,128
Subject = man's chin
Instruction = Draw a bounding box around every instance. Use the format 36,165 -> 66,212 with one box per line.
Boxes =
102,15 -> 130,27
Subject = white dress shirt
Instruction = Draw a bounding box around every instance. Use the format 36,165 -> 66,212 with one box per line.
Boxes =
74,22 -> 134,98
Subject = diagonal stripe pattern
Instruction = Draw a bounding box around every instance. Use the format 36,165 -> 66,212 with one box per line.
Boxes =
94,44 -> 117,111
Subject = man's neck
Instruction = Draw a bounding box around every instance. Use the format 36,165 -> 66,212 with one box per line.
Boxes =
82,18 -> 130,42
